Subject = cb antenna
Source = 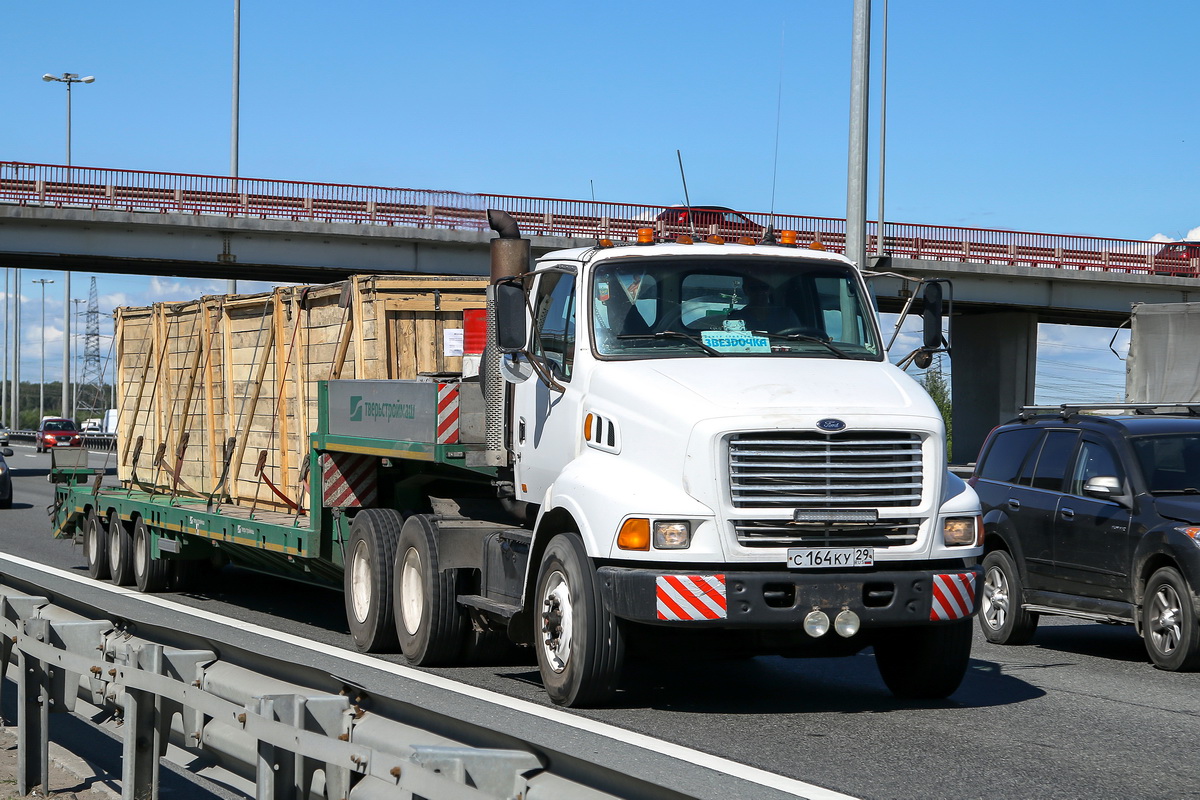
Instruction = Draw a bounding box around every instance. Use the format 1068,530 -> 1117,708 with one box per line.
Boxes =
764,23 -> 786,245
676,149 -> 698,240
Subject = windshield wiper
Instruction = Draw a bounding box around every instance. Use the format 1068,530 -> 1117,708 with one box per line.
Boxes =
749,331 -> 852,359
616,330 -> 724,356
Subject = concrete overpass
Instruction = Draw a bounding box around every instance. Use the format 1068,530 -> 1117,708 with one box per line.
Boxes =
4,161 -> 1196,460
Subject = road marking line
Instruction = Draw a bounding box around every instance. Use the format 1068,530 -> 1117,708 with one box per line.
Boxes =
0,553 -> 858,800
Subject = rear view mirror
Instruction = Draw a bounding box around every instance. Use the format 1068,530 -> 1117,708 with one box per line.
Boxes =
1083,476 -> 1122,498
494,281 -> 528,353
922,282 -> 944,350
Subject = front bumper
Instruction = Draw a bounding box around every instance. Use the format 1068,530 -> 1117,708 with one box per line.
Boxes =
597,564 -> 982,629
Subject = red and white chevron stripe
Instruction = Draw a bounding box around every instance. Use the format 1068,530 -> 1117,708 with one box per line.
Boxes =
656,575 -> 727,621
321,452 -> 378,509
930,572 -> 978,621
436,383 -> 460,444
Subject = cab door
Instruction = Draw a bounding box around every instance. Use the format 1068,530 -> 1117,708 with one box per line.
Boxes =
511,270 -> 581,505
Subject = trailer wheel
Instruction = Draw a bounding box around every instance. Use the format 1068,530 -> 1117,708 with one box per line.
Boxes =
344,508 -> 403,653
393,514 -> 466,665
84,509 -> 110,581
874,619 -> 973,699
133,517 -> 170,593
106,511 -> 135,586
534,533 -> 625,707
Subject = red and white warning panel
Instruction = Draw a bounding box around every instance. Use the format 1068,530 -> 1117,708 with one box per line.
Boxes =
321,452 -> 379,509
436,383 -> 460,444
930,572 -> 978,621
656,575 -> 728,621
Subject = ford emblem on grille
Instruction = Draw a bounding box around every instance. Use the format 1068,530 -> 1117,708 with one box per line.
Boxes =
817,418 -> 847,432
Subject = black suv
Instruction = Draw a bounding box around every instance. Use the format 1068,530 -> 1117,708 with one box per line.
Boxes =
970,405 -> 1200,671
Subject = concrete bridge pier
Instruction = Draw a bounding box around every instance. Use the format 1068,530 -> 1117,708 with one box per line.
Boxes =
950,311 -> 1038,464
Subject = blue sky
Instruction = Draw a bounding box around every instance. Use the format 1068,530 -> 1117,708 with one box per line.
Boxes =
3,0 -> 1197,403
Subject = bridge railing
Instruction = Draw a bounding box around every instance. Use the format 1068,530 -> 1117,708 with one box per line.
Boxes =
2,160 -> 1196,276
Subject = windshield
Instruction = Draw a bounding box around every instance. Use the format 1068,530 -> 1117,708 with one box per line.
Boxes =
43,420 -> 76,432
591,257 -> 881,360
1131,433 -> 1200,493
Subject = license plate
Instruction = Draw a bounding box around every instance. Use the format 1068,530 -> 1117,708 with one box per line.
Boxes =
787,547 -> 874,569
56,441 -> 72,446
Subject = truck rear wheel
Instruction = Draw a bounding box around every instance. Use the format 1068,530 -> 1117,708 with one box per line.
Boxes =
133,517 -> 170,593
874,619 -> 973,699
84,509 -> 110,581
393,514 -> 466,665
107,511 -> 134,586
534,533 -> 625,707
344,508 -> 403,653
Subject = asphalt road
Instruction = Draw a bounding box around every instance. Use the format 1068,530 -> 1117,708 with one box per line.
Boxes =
4,444 -> 1200,800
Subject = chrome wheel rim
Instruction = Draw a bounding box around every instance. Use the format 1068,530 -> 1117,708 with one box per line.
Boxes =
539,570 -> 573,673
348,540 -> 372,624
1149,582 -> 1184,656
399,547 -> 425,636
983,564 -> 1010,631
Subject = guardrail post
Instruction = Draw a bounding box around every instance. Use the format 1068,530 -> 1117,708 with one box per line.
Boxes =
254,695 -> 295,800
17,617 -> 51,797
123,643 -> 164,800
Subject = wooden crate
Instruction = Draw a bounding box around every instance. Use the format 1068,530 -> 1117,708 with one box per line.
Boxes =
114,274 -> 488,512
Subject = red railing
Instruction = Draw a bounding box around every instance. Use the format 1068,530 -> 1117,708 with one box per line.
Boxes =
1,161 -> 1195,276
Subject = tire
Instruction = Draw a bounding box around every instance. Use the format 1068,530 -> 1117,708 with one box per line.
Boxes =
534,533 -> 625,707
874,618 -> 974,699
1142,567 -> 1200,671
392,514 -> 466,665
107,511 -> 135,586
133,517 -> 170,593
84,509 -> 110,581
343,508 -> 403,653
979,550 -> 1039,645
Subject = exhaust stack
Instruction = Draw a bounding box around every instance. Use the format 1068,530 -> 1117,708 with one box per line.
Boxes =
476,210 -> 529,467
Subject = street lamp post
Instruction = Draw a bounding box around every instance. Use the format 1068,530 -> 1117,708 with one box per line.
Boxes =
72,298 -> 85,419
32,278 -> 53,421
43,72 -> 94,427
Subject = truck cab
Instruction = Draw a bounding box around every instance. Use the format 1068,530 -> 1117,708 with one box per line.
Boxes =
488,224 -> 983,704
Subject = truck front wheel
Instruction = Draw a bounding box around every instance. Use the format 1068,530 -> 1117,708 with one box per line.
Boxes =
344,509 -> 403,653
874,619 -> 973,699
393,514 -> 466,665
534,533 -> 625,707
133,517 -> 170,593
84,509 -> 110,581
107,511 -> 135,586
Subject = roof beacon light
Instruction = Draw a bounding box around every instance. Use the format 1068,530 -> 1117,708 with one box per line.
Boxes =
779,230 -> 798,247
636,228 -> 655,245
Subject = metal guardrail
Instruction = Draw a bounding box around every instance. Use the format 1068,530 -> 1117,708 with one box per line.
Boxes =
0,555 -> 835,800
2,160 -> 1197,276
1,431 -> 115,452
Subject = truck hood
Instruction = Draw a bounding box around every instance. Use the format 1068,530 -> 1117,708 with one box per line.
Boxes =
589,357 -> 941,422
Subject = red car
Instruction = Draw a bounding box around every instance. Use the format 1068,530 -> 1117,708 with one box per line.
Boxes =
36,418 -> 82,453
655,205 -> 764,238
1153,241 -> 1200,275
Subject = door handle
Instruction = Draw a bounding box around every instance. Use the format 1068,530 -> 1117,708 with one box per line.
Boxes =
1061,507 -> 1075,520
1007,498 -> 1021,510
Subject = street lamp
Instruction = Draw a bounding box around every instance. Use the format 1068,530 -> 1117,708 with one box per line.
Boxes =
32,278 -> 54,421
42,71 -> 93,429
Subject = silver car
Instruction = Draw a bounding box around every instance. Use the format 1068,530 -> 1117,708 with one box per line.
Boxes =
0,447 -> 12,508
0,425 -> 8,447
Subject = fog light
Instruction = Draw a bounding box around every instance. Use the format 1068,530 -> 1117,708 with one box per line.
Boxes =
834,608 -> 861,637
653,521 -> 692,549
803,609 -> 830,637
943,517 -> 978,547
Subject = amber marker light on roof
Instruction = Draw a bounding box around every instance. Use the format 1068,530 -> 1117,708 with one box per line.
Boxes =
676,235 -> 693,245
705,234 -> 725,245
599,238 -> 615,248
738,236 -> 756,246
636,228 -> 655,245
618,518 -> 651,551
809,241 -> 827,251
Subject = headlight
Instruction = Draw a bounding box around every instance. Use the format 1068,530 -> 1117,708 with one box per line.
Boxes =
1175,526 -> 1200,547
653,521 -> 692,549
943,516 -> 982,547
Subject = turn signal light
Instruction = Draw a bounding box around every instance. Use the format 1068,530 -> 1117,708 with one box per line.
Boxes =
617,518 -> 651,550
636,228 -> 655,245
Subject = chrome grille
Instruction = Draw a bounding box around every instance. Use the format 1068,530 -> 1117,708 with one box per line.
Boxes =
734,518 -> 921,548
728,431 -> 923,508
